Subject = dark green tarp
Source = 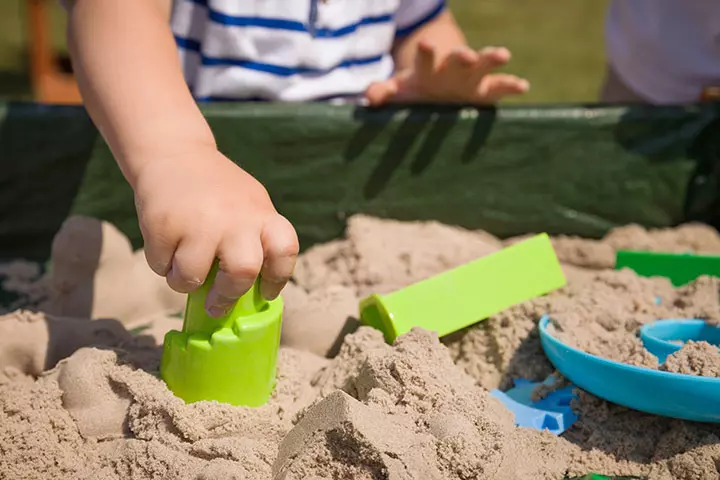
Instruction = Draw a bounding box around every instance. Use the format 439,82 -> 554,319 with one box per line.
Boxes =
1,102 -> 718,261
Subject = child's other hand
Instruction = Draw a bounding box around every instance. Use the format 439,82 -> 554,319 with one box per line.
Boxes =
133,146 -> 298,317
365,42 -> 529,106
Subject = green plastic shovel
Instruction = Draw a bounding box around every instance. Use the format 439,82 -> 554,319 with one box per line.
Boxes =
160,265 -> 283,407
359,233 -> 566,343
615,250 -> 720,286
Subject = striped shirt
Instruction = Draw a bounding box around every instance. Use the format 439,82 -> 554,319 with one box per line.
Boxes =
606,0 -> 720,104
171,0 -> 446,102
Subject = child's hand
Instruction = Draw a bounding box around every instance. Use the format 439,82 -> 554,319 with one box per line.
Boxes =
365,41 -> 529,106
132,146 -> 299,317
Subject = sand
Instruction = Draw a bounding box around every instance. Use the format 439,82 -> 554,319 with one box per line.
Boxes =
661,341 -> 720,377
0,215 -> 719,479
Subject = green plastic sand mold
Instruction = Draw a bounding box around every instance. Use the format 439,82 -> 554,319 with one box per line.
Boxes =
567,475 -> 644,480
160,265 -> 283,407
359,233 -> 567,343
615,250 -> 720,286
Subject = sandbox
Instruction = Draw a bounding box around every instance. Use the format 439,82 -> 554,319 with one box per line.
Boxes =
0,214 -> 719,480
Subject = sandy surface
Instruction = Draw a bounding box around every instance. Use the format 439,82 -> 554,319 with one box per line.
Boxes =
662,341 -> 720,377
0,215 -> 719,479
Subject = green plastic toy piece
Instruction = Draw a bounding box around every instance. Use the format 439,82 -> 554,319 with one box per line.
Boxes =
615,250 -> 720,287
160,265 -> 283,407
359,233 -> 567,343
569,476 -> 611,480
566,475 -> 644,480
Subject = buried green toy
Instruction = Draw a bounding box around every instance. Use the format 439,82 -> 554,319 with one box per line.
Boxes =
567,475 -> 644,480
160,265 -> 283,407
615,250 -> 720,287
359,233 -> 567,343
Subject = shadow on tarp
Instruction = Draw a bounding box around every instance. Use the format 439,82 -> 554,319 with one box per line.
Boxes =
345,105 -> 496,199
613,102 -> 720,231
684,113 -> 720,230
0,102 -> 98,261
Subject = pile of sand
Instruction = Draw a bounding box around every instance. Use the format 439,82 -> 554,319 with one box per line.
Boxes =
1,215 -> 720,479
661,341 -> 720,377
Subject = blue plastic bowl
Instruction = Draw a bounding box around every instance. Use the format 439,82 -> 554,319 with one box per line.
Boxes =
539,315 -> 720,423
640,319 -> 720,364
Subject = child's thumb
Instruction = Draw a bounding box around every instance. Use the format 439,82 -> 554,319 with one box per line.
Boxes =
363,78 -> 399,107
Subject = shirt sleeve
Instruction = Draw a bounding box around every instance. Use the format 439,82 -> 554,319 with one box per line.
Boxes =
395,0 -> 446,37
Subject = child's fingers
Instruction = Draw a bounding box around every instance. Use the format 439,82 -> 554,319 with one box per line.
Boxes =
478,74 -> 530,102
140,218 -> 177,277
473,47 -> 511,75
364,79 -> 398,106
415,40 -> 436,78
166,236 -> 217,293
447,46 -> 479,68
205,234 -> 264,317
259,215 -> 299,300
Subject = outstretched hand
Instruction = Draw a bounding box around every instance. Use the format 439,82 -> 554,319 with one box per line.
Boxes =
365,41 -> 529,106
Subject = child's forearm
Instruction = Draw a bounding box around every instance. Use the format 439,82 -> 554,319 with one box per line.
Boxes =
392,10 -> 467,71
66,0 -> 215,187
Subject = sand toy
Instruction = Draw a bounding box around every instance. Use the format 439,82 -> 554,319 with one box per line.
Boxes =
615,250 -> 720,286
640,319 -> 720,363
489,377 -> 578,435
161,266 -> 283,406
568,476 -> 644,480
359,233 -> 566,343
540,315 -> 720,423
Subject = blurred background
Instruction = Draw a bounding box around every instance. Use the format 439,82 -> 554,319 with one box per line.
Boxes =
0,0 -> 610,104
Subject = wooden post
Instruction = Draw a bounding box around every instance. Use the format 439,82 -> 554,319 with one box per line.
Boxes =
26,0 -> 82,104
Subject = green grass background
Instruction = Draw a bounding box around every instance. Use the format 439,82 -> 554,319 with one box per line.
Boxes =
0,0 -> 610,103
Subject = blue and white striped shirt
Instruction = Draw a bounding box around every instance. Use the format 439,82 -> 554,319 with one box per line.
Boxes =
171,0 -> 446,102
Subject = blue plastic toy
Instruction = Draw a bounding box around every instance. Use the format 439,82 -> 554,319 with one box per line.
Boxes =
539,315 -> 720,423
490,377 -> 578,435
640,319 -> 720,363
